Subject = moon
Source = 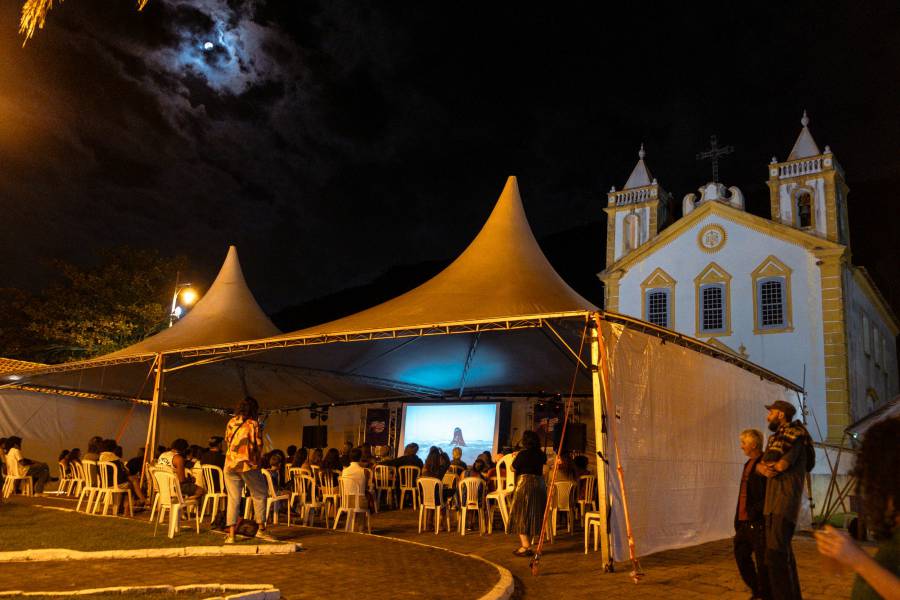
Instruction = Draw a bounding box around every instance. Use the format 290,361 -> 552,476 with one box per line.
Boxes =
203,41 -> 214,51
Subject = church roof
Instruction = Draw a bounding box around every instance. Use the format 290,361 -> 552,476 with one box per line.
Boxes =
623,144 -> 654,189
787,111 -> 821,160
598,200 -> 844,278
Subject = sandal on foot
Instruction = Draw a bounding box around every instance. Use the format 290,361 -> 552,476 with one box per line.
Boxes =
512,547 -> 532,557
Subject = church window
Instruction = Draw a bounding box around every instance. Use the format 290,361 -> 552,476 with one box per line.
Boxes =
700,284 -> 726,332
751,256 -> 793,334
694,262 -> 732,337
757,278 -> 786,328
873,327 -> 882,368
624,213 -> 641,252
793,189 -> 814,229
640,268 -> 676,330
645,289 -> 670,328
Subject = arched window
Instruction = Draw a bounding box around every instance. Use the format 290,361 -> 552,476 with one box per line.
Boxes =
752,256 -> 793,334
795,191 -> 813,228
623,213 -> 641,251
641,268 -> 676,329
694,262 -> 732,337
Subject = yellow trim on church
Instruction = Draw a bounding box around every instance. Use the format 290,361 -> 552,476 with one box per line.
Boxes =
694,262 -> 732,338
813,247 -> 851,441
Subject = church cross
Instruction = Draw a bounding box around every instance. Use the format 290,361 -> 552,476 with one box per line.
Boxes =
696,135 -> 734,183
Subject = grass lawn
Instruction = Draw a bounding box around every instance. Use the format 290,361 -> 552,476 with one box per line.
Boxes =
0,502 -> 256,552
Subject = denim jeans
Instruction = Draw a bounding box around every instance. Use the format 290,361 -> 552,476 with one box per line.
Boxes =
224,468 -> 267,527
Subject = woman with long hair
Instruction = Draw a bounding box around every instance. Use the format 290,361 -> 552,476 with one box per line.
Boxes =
508,430 -> 548,557
815,416 -> 900,598
223,396 -> 274,542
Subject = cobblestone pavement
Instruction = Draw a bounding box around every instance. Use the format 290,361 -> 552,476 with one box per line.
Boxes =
3,497 -> 858,599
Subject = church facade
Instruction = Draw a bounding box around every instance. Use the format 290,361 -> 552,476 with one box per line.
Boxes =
598,114 -> 898,443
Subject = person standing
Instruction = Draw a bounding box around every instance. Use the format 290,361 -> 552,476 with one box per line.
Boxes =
223,396 -> 274,542
757,400 -> 811,600
735,429 -> 770,600
509,430 -> 548,557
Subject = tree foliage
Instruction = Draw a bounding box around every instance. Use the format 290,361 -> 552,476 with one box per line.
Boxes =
1,247 -> 187,364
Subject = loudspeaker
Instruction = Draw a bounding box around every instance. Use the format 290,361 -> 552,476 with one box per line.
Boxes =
302,425 -> 327,448
554,422 -> 587,453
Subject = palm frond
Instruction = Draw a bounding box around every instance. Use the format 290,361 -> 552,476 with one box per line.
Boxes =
20,0 -> 150,46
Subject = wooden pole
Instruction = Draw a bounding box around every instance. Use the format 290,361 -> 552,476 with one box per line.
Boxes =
590,315 -> 612,569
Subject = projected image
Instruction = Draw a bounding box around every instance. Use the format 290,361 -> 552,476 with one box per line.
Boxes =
401,403 -> 498,465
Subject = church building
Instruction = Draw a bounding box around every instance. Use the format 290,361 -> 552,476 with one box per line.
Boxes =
598,113 -> 899,443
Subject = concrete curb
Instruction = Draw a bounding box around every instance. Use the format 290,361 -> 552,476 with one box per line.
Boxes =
0,583 -> 280,599
0,542 -> 301,563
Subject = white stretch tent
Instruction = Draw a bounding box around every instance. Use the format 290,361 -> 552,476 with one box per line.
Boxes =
3,177 -> 802,563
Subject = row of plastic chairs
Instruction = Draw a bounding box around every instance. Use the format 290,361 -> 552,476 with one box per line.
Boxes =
1,454 -> 33,498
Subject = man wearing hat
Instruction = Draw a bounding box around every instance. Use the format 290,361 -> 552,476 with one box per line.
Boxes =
201,435 -> 226,469
757,399 -> 811,600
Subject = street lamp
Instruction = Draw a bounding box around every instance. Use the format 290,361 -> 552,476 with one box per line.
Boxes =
169,273 -> 198,327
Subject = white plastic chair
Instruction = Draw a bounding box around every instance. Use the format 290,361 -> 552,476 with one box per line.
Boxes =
333,476 -> 371,533
298,473 -> 326,526
151,467 -> 200,538
373,465 -> 396,510
199,464 -> 228,523
577,474 -> 597,524
263,468 -> 291,525
584,511 -> 605,554
458,477 -> 485,536
316,470 -> 341,526
75,459 -> 100,511
485,454 -> 515,533
417,477 -> 451,534
96,461 -> 134,516
549,480 -> 575,541
69,462 -> 85,497
398,465 -> 420,510
48,461 -> 73,496
2,454 -> 32,498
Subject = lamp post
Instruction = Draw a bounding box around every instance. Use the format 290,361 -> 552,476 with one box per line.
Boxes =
168,272 -> 198,327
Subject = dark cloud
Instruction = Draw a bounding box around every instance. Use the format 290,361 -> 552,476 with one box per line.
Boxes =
0,1 -> 897,315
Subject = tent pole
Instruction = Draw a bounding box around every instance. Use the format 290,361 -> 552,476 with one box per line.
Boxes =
140,353 -> 165,490
589,315 -> 612,570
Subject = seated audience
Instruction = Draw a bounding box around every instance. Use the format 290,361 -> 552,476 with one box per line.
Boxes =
449,447 -> 468,472
98,439 -> 132,507
303,447 -> 323,472
290,447 -> 308,470
83,436 -> 103,462
381,443 -> 423,469
157,438 -> 205,499
200,436 -> 226,469
320,448 -> 343,484
423,446 -> 449,479
63,448 -> 82,470
286,444 -> 297,465
124,447 -> 148,505
339,442 -> 353,468
266,450 -> 286,488
341,447 -> 371,508
359,444 -> 375,468
4,436 -> 51,494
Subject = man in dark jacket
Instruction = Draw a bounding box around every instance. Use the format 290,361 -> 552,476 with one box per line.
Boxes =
735,428 -> 770,600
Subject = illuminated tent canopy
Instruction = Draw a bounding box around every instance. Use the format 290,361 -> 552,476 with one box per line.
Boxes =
3,177 -> 801,562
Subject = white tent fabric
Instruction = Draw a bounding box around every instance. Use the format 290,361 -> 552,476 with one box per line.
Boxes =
0,389 -> 226,469
600,321 -> 800,559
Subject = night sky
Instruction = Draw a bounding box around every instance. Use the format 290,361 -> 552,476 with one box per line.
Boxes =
1,1 -> 898,317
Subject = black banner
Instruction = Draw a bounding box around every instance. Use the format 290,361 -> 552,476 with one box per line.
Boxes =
365,408 -> 389,446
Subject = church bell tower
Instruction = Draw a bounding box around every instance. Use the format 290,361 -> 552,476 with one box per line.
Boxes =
767,112 -> 850,246
604,145 -> 673,268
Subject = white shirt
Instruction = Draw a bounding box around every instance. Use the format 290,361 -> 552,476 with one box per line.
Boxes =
6,447 -> 24,476
341,462 -> 367,495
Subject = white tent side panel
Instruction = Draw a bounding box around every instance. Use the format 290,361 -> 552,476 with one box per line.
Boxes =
601,322 -> 799,561
0,390 -> 226,467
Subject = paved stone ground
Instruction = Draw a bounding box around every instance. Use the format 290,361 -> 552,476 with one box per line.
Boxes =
2,496 -> 858,599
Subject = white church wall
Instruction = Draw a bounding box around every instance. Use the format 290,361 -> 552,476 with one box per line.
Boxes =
616,212 -> 829,443
845,273 -> 900,422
